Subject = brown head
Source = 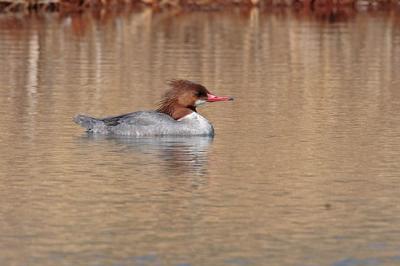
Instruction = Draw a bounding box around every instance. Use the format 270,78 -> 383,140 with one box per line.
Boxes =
156,79 -> 233,120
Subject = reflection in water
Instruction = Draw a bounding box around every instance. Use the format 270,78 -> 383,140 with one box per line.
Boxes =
80,135 -> 213,176
0,8 -> 400,266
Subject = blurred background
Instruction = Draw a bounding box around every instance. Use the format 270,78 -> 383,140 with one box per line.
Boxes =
0,2 -> 400,266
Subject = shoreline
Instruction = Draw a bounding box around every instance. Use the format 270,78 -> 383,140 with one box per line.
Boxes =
0,0 -> 399,13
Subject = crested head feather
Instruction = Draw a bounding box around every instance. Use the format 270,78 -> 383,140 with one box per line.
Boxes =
156,79 -> 207,119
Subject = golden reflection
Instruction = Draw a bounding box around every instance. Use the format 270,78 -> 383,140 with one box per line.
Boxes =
0,8 -> 400,266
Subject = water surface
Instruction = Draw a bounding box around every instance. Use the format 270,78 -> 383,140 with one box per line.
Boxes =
1,9 -> 400,266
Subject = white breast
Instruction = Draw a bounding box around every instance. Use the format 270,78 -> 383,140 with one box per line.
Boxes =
178,112 -> 214,136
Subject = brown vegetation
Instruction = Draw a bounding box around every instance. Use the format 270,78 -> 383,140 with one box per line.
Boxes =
0,0 -> 399,13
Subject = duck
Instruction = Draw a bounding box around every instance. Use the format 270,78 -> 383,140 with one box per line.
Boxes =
73,79 -> 233,136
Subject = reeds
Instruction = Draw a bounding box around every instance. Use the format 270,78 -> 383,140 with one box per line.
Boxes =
0,0 -> 399,13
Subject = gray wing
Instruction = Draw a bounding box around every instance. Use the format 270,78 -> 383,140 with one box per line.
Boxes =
101,111 -> 175,127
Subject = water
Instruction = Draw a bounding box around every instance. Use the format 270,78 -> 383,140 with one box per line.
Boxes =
1,8 -> 400,266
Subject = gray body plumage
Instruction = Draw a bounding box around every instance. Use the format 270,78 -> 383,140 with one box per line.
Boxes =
74,111 -> 214,137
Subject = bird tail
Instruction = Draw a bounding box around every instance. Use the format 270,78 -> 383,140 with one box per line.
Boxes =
73,114 -> 102,131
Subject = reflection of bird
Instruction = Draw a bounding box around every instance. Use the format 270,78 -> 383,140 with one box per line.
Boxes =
74,79 -> 233,136
82,135 -> 212,176
117,137 -> 212,176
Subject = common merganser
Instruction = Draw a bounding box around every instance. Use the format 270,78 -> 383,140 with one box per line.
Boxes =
73,79 -> 233,136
